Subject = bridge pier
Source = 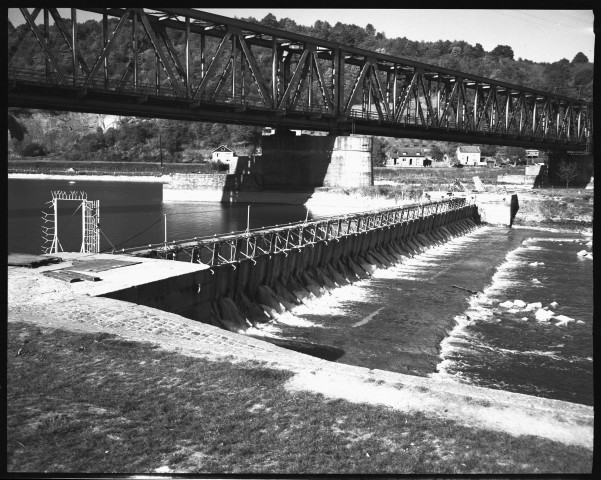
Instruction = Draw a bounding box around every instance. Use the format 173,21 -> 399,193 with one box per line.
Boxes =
235,133 -> 374,190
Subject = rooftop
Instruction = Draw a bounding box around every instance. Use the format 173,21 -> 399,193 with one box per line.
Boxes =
458,146 -> 481,153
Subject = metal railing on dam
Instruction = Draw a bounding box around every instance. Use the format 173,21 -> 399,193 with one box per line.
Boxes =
117,197 -> 473,266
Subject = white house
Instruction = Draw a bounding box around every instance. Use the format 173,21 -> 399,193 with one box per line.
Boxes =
211,145 -> 237,164
386,148 -> 432,167
525,149 -> 539,164
456,146 -> 482,165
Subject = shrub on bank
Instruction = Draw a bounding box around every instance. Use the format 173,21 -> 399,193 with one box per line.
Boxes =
19,142 -> 47,157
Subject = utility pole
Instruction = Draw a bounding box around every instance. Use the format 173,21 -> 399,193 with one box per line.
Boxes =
159,129 -> 163,167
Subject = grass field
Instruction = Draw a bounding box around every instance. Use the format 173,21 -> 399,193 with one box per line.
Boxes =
7,322 -> 593,474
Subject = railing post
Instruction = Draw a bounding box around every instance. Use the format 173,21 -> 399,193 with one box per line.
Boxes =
211,241 -> 220,266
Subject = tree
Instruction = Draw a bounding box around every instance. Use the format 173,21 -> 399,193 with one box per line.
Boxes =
429,145 -> 444,162
473,43 -> 485,58
478,144 -> 497,157
20,142 -> 47,157
371,137 -> 388,166
260,13 -> 279,28
543,59 -> 571,92
491,45 -> 514,60
78,128 -> 106,152
450,45 -> 462,57
572,52 -> 589,64
7,114 -> 27,141
573,67 -> 594,85
494,146 -> 525,165
556,160 -> 579,187
161,121 -> 188,154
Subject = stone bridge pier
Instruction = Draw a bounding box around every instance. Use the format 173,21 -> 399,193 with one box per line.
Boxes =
230,131 -> 374,190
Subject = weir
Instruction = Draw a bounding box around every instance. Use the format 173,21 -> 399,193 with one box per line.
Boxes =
106,198 -> 482,332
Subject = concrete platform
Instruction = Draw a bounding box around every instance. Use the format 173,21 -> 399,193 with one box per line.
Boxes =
29,252 -> 209,297
8,253 -> 62,268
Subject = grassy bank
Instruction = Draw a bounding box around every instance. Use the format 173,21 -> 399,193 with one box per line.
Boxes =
324,165 -> 525,202
513,188 -> 594,227
7,321 -> 592,474
374,165 -> 523,186
354,167 -> 593,227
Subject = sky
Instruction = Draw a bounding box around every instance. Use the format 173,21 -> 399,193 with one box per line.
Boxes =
202,8 -> 595,64
8,8 -> 595,64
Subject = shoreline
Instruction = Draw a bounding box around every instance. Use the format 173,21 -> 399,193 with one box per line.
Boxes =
9,173 -> 593,226
8,172 -> 405,212
8,172 -> 169,183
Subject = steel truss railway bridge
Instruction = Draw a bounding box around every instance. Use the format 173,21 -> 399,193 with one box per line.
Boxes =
8,8 -> 592,151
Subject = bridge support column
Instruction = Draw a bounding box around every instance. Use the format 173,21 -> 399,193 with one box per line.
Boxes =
258,133 -> 373,189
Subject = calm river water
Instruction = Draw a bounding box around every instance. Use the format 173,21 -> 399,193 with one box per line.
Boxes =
7,178 -> 594,406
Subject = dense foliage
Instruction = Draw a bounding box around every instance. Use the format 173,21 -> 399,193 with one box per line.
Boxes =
7,13 -> 592,164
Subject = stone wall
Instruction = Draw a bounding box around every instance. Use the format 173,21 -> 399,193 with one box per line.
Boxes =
167,173 -> 228,189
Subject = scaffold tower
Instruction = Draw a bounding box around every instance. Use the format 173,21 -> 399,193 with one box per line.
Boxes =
41,191 -> 100,254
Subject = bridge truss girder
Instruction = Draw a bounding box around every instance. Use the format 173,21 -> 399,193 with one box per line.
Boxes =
8,7 -> 591,150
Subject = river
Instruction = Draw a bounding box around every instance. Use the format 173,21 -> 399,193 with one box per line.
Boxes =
7,178 -> 594,406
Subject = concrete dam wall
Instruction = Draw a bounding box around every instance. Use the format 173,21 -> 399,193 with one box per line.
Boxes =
104,199 -> 480,336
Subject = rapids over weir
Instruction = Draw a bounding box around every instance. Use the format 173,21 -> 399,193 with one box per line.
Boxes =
108,198 -> 482,358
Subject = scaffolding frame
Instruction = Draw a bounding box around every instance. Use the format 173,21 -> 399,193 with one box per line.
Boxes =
41,190 -> 100,254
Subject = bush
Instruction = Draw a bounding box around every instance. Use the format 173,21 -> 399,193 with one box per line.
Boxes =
78,131 -> 106,152
215,161 -> 229,172
20,142 -> 47,157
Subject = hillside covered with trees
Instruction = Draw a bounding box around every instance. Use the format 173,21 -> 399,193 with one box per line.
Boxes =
7,12 -> 593,166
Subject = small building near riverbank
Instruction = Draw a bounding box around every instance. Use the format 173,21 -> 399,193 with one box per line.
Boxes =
457,146 -> 482,166
386,148 -> 432,167
212,145 -> 237,165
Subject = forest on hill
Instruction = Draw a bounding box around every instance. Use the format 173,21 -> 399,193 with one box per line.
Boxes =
7,12 -> 593,166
